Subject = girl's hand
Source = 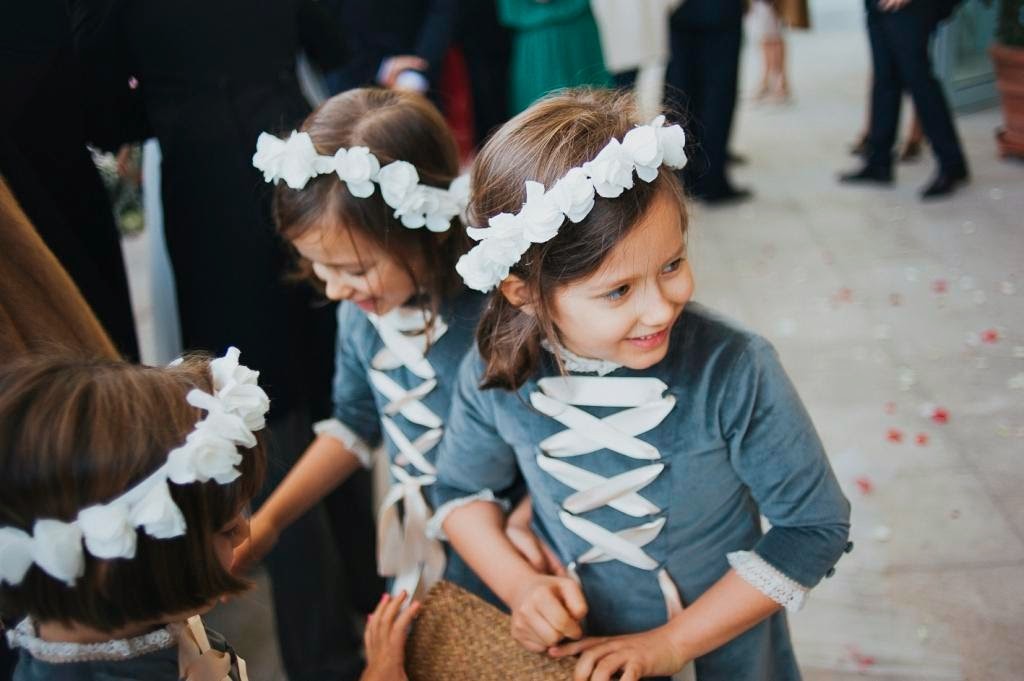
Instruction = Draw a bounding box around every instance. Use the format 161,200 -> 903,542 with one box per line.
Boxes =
361,591 -> 420,681
509,575 -> 588,653
549,626 -> 688,681
230,511 -> 278,574
505,498 -> 564,576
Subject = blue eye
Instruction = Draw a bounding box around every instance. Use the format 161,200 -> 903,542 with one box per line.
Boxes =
663,258 -> 683,274
605,284 -> 630,300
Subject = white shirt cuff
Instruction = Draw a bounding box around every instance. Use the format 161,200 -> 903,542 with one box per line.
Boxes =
727,550 -> 809,613
313,418 -> 374,469
426,490 -> 510,541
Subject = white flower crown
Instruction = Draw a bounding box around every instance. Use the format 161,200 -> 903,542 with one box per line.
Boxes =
455,115 -> 687,293
252,130 -> 470,233
0,348 -> 270,588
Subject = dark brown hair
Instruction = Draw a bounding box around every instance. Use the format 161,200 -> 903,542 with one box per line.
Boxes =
471,89 -> 688,390
0,354 -> 266,631
273,88 -> 469,317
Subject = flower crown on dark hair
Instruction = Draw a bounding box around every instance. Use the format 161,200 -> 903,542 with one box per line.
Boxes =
456,116 -> 687,293
253,130 -> 470,232
0,348 -> 269,588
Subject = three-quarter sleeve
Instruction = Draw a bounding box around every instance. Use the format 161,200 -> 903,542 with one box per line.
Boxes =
427,350 -> 517,539
314,304 -> 381,468
720,336 -> 851,604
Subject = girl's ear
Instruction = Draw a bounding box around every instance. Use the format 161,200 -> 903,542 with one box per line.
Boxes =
499,275 -> 536,316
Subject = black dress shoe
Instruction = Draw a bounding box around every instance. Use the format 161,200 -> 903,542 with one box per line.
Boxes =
920,168 -> 969,199
839,165 -> 893,185
696,185 -> 753,205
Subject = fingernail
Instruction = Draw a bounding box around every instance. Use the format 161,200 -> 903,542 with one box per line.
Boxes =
380,593 -> 390,603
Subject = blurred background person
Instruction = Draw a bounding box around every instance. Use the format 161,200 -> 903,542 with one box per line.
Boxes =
499,0 -> 611,116
70,1 -> 379,679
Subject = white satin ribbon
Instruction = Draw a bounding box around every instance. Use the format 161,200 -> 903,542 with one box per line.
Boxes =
377,465 -> 446,600
531,375 -> 690,639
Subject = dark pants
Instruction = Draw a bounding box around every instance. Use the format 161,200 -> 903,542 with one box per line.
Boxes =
258,409 -> 382,681
664,20 -> 742,197
865,2 -> 967,173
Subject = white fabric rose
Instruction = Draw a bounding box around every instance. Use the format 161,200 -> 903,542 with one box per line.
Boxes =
166,430 -> 243,486
187,390 -> 256,448
210,347 -> 258,389
334,146 -> 380,198
520,181 -> 564,243
653,116 -> 688,169
0,527 -> 33,585
78,502 -> 137,560
393,187 -> 441,229
216,382 -> 270,431
131,480 -> 187,540
622,124 -> 664,183
378,161 -> 420,208
426,193 -> 461,232
448,174 -> 471,212
583,138 -> 636,198
546,168 -> 596,224
455,248 -> 512,293
251,131 -> 321,190
31,520 -> 84,586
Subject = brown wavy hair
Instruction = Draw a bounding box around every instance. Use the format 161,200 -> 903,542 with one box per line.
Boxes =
471,89 -> 688,390
0,354 -> 266,631
273,88 -> 469,318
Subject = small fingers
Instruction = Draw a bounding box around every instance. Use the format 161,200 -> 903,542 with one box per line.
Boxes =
558,580 -> 589,621
620,662 -> 642,681
549,636 -> 607,658
536,595 -> 582,641
379,591 -> 408,631
540,541 -> 566,576
591,653 -> 627,681
508,530 -> 547,572
389,600 -> 421,645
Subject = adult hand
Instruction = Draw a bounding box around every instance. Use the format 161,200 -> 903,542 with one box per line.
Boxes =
509,575 -> 588,653
549,625 -> 688,681
377,55 -> 429,89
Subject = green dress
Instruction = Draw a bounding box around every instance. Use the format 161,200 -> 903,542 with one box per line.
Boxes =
499,0 -> 613,115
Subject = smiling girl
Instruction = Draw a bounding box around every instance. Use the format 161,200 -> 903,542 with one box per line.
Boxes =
235,88 -> 537,605
430,89 -> 852,681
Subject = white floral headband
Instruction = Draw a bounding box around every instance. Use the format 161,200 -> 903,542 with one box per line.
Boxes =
0,348 -> 270,588
455,115 -> 688,293
252,130 -> 470,233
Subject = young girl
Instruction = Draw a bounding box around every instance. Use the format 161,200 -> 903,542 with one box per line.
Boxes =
238,88 -> 543,603
0,352 -> 418,681
430,90 -> 852,680
0,350 -> 266,680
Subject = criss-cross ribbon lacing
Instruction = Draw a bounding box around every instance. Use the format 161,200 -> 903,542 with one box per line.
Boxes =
532,374 -> 696,681
531,376 -> 683,617
368,306 -> 448,599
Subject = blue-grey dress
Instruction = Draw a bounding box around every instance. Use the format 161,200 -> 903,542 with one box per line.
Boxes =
320,288 -> 504,601
431,303 -> 851,680
9,619 -> 242,681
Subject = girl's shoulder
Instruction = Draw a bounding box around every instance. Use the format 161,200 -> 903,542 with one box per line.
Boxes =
671,302 -> 778,379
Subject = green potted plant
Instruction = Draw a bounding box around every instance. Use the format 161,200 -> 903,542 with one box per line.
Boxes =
992,0 -> 1024,157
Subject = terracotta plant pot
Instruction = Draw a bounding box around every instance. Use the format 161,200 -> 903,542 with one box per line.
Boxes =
991,42 -> 1024,158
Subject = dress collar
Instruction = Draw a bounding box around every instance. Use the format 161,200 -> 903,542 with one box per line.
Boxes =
541,340 -> 622,376
5,617 -> 176,664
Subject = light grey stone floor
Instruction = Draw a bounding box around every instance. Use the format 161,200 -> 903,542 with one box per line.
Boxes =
120,1 -> 1023,678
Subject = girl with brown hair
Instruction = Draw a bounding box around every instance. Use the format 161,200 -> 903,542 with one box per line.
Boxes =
430,89 -> 852,680
236,88 -> 539,607
0,350 -> 266,680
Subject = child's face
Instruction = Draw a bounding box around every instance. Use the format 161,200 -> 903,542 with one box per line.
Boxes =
550,190 -> 692,369
291,223 -> 422,315
213,512 -> 250,571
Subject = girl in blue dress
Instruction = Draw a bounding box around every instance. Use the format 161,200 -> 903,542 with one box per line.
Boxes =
238,88 -> 538,603
430,89 -> 852,680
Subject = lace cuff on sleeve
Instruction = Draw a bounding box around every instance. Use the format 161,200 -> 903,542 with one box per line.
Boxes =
426,490 -> 510,541
727,550 -> 809,613
313,418 -> 374,468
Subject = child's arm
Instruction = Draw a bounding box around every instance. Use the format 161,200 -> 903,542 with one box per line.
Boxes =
232,433 -> 364,571
361,590 -> 421,681
444,501 -> 587,653
550,570 -> 779,679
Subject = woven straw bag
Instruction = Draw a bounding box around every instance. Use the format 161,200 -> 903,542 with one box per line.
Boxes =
405,581 -> 576,680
